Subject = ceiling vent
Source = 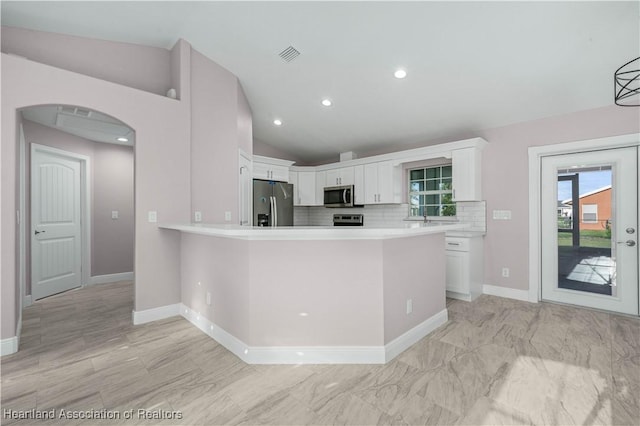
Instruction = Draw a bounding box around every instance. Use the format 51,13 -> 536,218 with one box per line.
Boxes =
55,113 -> 129,136
279,46 -> 300,62
58,106 -> 92,118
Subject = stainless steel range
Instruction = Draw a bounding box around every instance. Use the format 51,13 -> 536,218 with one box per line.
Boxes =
333,214 -> 364,227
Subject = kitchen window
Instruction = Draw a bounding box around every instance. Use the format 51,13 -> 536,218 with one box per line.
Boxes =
409,165 -> 456,217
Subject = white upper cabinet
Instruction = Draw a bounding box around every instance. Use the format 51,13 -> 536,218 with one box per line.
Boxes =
325,166 -> 354,187
451,147 -> 482,201
353,165 -> 365,205
288,171 -> 299,205
364,161 -> 401,204
297,170 -> 319,206
363,163 -> 378,204
252,138 -> 486,208
253,155 -> 294,182
377,161 -> 402,203
315,170 -> 326,205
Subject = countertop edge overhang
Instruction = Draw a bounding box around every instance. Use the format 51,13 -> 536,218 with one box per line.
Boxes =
158,222 -> 471,240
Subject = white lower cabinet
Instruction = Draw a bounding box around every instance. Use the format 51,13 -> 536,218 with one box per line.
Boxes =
445,235 -> 484,301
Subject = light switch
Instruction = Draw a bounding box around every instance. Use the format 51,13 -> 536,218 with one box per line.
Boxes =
148,211 -> 157,223
493,210 -> 512,220
225,211 -> 232,221
194,211 -> 202,222
111,210 -> 119,220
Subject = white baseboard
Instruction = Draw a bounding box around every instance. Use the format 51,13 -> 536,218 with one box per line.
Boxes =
90,272 -> 134,286
385,308 -> 448,362
483,284 -> 531,302
179,304 -> 250,362
1,319 -> 22,357
22,295 -> 32,308
1,336 -> 18,357
446,290 -> 472,302
132,303 -> 180,325
179,303 -> 447,365
245,345 -> 386,364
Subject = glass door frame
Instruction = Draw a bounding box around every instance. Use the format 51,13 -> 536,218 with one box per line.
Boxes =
528,133 -> 640,311
540,148 -> 636,313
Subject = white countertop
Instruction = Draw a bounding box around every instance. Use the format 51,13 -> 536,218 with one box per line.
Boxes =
159,222 -> 470,240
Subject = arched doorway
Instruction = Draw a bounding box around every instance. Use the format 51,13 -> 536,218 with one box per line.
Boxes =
2,53 -> 190,356
18,104 -> 136,310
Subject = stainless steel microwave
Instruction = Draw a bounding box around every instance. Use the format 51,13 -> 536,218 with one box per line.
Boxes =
324,185 -> 354,208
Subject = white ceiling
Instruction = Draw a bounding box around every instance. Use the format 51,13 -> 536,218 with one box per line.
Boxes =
2,1 -> 639,163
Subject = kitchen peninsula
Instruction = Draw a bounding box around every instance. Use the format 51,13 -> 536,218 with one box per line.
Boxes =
159,222 -> 468,364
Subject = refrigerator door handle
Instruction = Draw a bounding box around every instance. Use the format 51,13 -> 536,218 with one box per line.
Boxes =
269,196 -> 274,227
273,196 -> 278,227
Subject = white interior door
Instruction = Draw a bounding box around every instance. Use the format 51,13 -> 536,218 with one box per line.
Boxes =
31,148 -> 82,300
541,147 -> 638,315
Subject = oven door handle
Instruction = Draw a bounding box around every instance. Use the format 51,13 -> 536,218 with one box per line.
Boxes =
343,189 -> 347,205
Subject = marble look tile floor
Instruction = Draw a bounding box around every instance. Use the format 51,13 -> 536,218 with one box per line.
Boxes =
1,281 -> 639,425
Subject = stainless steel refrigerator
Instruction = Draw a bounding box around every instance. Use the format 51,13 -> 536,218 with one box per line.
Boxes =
253,180 -> 294,226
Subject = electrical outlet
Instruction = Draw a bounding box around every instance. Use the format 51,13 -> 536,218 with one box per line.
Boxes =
148,211 -> 157,223
194,211 -> 202,222
502,267 -> 510,278
406,298 -> 413,315
206,292 -> 211,306
224,211 -> 232,221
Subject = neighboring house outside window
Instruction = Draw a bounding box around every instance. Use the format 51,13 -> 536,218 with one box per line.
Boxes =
561,186 -> 611,231
579,186 -> 611,230
408,165 -> 456,217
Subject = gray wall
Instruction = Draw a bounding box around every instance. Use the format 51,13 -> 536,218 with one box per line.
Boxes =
2,26 -> 172,96
23,119 -> 134,294
190,48 -> 253,224
92,141 -> 134,276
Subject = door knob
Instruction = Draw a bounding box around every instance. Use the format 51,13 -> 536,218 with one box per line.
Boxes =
618,240 -> 636,247
626,228 -> 636,234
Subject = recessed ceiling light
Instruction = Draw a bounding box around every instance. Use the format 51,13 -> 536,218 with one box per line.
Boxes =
273,119 -> 282,126
394,69 -> 407,79
116,137 -> 128,142
321,99 -> 332,107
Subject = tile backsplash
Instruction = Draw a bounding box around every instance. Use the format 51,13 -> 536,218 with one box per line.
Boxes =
294,200 -> 486,232
455,201 -> 487,233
